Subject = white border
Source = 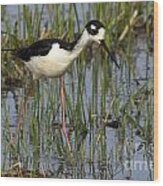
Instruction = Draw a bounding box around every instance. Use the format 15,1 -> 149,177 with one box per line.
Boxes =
0,0 -> 158,5
1,0 -> 163,186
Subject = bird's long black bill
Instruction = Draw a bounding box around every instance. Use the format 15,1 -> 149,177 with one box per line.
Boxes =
100,40 -> 120,69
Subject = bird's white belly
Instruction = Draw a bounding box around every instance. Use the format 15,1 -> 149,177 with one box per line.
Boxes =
26,57 -> 71,78
25,44 -> 73,79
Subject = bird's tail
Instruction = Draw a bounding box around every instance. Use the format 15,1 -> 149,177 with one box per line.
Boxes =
1,48 -> 16,52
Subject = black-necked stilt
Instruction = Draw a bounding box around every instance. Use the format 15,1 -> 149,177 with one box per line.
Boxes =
13,20 -> 118,149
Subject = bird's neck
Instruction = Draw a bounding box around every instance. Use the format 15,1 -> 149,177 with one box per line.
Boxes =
70,29 -> 90,60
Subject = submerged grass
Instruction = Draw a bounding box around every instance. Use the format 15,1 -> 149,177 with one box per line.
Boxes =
1,2 -> 154,180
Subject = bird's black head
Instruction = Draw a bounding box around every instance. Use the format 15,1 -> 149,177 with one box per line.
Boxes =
84,20 -> 106,45
84,20 -> 120,69
85,20 -> 105,36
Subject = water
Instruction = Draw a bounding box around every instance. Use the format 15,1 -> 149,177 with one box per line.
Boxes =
1,3 -> 154,180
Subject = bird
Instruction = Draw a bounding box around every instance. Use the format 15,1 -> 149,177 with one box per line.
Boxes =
11,20 -> 119,149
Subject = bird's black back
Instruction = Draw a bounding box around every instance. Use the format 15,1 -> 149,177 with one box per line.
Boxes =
14,38 -> 79,62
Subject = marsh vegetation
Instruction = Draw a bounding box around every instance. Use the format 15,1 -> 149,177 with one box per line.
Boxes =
1,2 -> 154,180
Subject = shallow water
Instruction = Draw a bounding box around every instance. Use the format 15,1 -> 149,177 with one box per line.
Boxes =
1,3 -> 154,180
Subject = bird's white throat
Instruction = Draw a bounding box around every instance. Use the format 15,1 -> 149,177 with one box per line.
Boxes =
70,29 -> 90,60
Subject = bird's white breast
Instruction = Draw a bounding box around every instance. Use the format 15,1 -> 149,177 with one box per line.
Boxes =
25,43 -> 73,79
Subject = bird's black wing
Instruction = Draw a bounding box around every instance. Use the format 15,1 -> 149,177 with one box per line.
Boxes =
14,38 -> 64,62
14,39 -> 58,62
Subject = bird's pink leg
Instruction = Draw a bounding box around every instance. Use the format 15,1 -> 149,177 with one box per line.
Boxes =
60,77 -> 71,150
